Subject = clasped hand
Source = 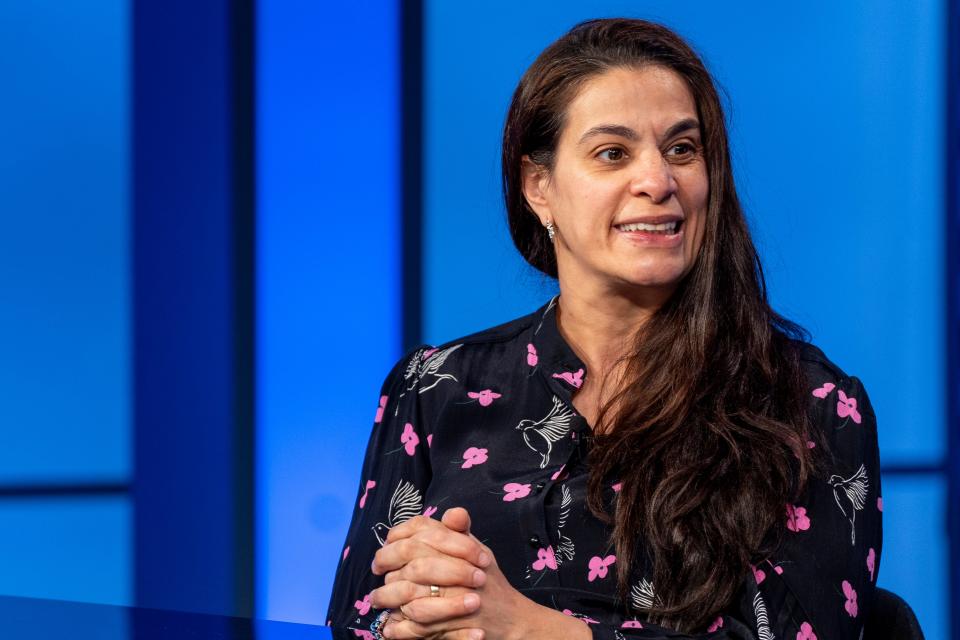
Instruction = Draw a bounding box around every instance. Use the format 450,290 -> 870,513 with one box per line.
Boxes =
369,507 -> 530,640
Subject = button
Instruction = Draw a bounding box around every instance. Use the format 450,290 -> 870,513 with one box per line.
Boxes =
534,482 -> 545,494
528,535 -> 541,548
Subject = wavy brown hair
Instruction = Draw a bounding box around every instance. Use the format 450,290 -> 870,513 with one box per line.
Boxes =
502,18 -> 827,632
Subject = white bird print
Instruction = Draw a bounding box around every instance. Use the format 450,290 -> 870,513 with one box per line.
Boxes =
630,577 -> 657,612
753,592 -> 774,640
515,395 -> 576,468
396,344 -> 463,415
371,480 -> 423,546
829,463 -> 869,545
554,484 -> 575,567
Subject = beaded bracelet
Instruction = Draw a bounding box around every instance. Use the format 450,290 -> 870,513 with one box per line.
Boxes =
369,608 -> 393,640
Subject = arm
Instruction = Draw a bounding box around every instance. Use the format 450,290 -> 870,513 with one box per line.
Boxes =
325,345 -> 436,630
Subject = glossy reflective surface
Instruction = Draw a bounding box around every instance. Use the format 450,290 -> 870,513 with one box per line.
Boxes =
0,595 -> 348,640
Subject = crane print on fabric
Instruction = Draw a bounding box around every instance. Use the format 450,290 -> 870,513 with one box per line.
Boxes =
372,480 -> 423,546
516,395 -> 577,468
629,577 -> 659,612
829,463 -> 869,545
524,484 -> 576,585
752,592 -> 774,640
395,344 -> 463,415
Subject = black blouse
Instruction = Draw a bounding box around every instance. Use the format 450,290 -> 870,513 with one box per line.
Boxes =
326,296 -> 882,639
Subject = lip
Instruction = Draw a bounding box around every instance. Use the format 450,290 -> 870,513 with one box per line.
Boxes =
612,214 -> 684,227
614,217 -> 684,248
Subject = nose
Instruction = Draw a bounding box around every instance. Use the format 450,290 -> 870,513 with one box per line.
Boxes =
627,151 -> 677,204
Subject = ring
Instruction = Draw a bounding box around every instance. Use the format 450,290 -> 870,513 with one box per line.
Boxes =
430,584 -> 441,597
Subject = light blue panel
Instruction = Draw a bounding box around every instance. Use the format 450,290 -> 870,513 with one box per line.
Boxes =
876,475 -> 946,640
0,497 -> 130,605
424,1 -> 944,464
256,0 -> 401,624
0,2 -> 130,482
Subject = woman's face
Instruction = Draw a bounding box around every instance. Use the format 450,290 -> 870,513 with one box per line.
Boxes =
523,65 -> 708,299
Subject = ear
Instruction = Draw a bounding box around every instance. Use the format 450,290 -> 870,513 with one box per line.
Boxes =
520,155 -> 552,225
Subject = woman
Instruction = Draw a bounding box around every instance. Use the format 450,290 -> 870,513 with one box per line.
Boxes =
326,17 -> 881,640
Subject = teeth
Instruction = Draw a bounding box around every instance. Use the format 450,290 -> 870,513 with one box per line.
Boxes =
617,221 -> 679,233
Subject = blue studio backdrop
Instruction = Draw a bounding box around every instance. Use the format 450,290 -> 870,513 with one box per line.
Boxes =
0,1 -> 956,639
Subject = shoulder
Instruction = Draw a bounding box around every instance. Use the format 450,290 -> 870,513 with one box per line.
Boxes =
425,308 -> 540,352
793,340 -> 875,418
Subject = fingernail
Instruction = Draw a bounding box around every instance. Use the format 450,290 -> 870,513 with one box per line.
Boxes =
463,593 -> 480,610
472,569 -> 486,587
477,551 -> 491,567
382,625 -> 393,639
470,630 -> 484,640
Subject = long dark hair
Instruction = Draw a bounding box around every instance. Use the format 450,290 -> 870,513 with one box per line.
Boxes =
502,18 -> 825,631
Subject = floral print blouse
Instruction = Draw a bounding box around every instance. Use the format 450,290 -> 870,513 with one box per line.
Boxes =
326,296 -> 882,639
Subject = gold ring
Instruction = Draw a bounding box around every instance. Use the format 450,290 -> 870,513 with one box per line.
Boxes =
430,584 -> 441,597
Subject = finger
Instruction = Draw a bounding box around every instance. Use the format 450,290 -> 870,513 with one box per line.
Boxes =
394,555 -> 486,588
440,507 -> 471,534
370,579 -> 442,609
440,630 -> 485,640
383,616 -> 483,640
374,538 -> 443,575
387,515 -> 441,545
409,525 -> 491,568
398,592 -> 481,625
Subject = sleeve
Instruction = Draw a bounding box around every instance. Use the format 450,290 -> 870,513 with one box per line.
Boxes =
588,373 -> 882,640
325,345 -> 435,631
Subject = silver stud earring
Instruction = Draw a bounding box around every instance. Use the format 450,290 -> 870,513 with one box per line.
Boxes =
545,220 -> 555,241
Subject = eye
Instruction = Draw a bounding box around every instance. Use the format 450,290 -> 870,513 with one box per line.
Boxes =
596,147 -> 626,163
665,142 -> 699,159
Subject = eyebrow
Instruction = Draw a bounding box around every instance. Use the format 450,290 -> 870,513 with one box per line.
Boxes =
577,117 -> 701,146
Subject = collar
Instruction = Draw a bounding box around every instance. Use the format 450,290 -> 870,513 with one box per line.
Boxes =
528,295 -> 589,405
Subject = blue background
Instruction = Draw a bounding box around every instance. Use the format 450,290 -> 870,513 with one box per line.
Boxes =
0,1 -> 954,638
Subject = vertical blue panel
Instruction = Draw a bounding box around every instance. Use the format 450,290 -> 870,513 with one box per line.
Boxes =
0,497 -> 130,605
0,1 -> 129,482
423,0 -> 944,465
256,0 -> 401,623
877,475 -> 947,639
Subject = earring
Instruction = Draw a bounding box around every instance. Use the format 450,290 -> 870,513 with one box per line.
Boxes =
545,220 -> 556,241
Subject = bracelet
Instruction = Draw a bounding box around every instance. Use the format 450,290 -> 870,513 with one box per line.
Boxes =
369,609 -> 392,640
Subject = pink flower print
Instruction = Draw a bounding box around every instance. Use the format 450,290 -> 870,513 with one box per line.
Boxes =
842,580 -> 858,617
461,446 -> 488,469
342,546 -> 350,560
773,564 -> 784,575
621,620 -> 643,629
752,565 -> 766,585
797,621 -> 817,640
359,480 -> 376,508
423,506 -> 438,518
551,464 -> 567,481
526,343 -> 538,366
532,546 -> 557,571
467,389 -> 502,407
552,368 -> 584,389
400,423 -> 420,456
503,482 -> 531,502
708,616 -> 724,632
427,434 -> 433,448
806,440 -> 816,449
836,390 -> 862,424
588,555 -> 616,581
877,496 -> 883,512
611,482 -> 623,493
374,395 -> 388,424
354,593 -> 372,616
786,504 -> 811,532
353,631 -> 374,640
422,347 -> 438,360
812,382 -> 836,398
867,548 -> 876,582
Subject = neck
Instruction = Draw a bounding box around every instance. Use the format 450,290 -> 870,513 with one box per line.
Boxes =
554,281 -> 671,378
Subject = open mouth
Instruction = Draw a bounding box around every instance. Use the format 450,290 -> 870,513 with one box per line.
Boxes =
614,219 -> 683,235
